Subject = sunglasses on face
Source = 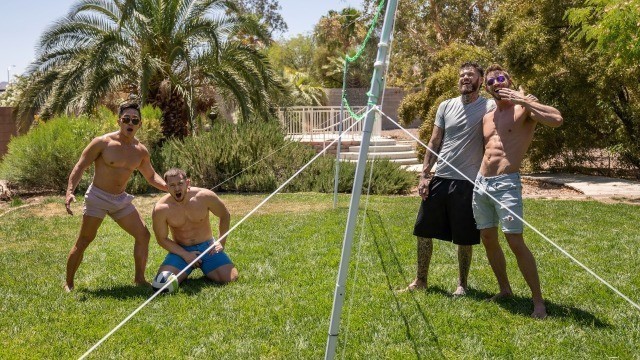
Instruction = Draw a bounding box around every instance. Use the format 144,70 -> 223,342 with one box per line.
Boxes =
121,116 -> 141,125
486,75 -> 507,86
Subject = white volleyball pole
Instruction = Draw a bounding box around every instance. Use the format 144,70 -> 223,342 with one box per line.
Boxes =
324,0 -> 399,358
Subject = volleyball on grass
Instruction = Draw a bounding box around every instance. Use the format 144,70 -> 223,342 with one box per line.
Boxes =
152,271 -> 179,294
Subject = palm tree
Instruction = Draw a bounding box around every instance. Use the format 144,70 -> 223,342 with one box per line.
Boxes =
280,67 -> 327,107
312,7 -> 375,88
17,0 -> 282,138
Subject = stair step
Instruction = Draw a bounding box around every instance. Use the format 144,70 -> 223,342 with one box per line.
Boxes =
340,151 -> 420,161
368,139 -> 397,146
343,158 -> 421,165
349,144 -> 414,152
398,140 -> 418,147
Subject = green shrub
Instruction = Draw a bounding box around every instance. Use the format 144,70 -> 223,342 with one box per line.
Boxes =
126,146 -> 166,194
161,121 -> 416,194
138,105 -> 164,150
161,120 -> 315,191
0,116 -> 101,192
290,157 -> 417,195
0,111 -> 415,195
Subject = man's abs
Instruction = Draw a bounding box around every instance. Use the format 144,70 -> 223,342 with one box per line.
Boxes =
171,223 -> 214,247
92,157 -> 137,194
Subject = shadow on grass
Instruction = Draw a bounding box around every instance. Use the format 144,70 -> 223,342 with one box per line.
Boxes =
463,288 -> 611,328
365,209 -> 610,335
367,210 -> 445,359
80,284 -> 153,300
80,276 -> 223,299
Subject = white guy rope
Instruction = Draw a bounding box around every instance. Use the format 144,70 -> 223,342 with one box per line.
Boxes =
377,108 -> 640,312
0,202 -> 40,219
78,109 -> 372,360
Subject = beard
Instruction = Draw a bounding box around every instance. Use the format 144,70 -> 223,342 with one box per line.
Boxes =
459,79 -> 480,95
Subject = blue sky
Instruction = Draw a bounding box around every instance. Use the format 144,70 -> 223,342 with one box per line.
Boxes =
0,0 -> 362,81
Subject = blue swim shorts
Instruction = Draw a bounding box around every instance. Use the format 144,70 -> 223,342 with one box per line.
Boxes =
472,172 -> 524,234
161,238 -> 233,276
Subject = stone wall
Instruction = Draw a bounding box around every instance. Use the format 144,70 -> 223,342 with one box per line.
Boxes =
0,107 -> 17,159
0,108 -> 31,159
324,87 -> 417,130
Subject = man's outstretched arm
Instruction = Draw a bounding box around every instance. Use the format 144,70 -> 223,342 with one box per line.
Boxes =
498,88 -> 563,127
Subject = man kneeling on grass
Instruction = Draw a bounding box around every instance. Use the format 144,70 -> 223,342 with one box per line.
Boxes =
152,168 -> 238,285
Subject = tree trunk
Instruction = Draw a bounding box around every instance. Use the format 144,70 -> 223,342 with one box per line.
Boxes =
153,80 -> 190,139
611,86 -> 640,171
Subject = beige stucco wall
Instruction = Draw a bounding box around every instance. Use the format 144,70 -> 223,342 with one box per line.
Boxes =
323,87 -> 420,130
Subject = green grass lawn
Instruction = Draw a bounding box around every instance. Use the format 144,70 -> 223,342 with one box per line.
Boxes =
0,193 -> 639,359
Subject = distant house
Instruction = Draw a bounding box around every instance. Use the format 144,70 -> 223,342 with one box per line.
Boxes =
0,81 -> 7,93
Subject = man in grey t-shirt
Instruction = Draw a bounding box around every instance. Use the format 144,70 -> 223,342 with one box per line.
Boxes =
404,62 -> 495,295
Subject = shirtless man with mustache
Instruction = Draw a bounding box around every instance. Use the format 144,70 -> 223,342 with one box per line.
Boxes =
64,101 -> 167,291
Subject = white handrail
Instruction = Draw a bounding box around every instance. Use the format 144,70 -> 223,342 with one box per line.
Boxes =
277,106 -> 380,138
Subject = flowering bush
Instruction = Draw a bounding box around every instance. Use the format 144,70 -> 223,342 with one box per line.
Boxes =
0,75 -> 28,107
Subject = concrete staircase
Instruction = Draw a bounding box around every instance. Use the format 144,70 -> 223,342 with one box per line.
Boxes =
340,139 -> 420,166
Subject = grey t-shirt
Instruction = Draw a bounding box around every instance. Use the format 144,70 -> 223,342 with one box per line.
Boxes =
433,96 -> 495,180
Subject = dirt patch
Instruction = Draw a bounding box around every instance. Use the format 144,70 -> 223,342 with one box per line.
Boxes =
520,177 -> 584,199
406,177 -> 584,200
0,197 -> 50,219
25,202 -> 67,218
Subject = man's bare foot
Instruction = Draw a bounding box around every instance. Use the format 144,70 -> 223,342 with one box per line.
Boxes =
135,280 -> 151,288
398,278 -> 427,293
63,283 -> 74,292
532,303 -> 547,319
486,290 -> 512,302
452,286 -> 467,296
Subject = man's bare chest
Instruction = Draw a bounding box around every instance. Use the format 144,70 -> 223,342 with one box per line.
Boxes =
167,204 -> 209,228
100,143 -> 143,169
489,108 -> 530,136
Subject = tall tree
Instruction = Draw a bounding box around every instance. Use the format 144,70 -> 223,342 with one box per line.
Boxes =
392,0 -> 639,173
364,0 -> 498,88
488,0 -> 639,171
267,34 -> 316,73
566,0 -> 640,65
235,0 -> 288,37
312,7 -> 376,88
566,0 -> 640,169
16,0 -> 282,139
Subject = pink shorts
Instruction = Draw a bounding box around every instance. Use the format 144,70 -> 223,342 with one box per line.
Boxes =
83,184 -> 136,219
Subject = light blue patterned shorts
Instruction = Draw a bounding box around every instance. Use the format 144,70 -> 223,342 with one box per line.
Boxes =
472,172 -> 524,234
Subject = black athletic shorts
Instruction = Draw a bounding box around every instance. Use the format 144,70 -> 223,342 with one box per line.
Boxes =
413,176 -> 480,245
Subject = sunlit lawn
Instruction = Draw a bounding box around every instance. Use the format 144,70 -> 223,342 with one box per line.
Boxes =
0,193 -> 638,359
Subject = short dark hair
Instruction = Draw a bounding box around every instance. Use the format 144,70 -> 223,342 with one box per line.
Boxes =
485,64 -> 511,84
460,62 -> 484,77
118,101 -> 141,118
163,168 -> 187,182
